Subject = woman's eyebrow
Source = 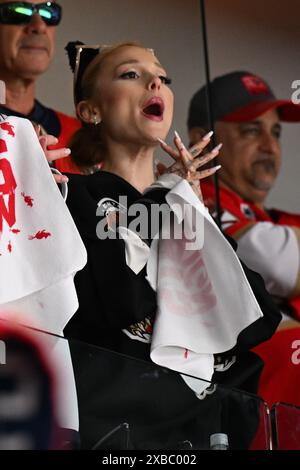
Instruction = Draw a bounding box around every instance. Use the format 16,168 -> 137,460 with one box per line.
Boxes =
114,59 -> 165,71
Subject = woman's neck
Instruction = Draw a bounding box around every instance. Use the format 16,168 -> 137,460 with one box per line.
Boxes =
101,141 -> 156,193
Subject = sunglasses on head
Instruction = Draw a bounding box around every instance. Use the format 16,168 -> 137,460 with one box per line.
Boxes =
0,2 -> 62,26
73,44 -> 101,103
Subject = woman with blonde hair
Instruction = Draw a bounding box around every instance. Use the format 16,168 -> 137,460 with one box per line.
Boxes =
63,41 -> 280,449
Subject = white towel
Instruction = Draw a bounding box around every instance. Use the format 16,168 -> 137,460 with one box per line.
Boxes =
0,116 -> 87,430
121,176 -> 263,396
149,179 -> 263,394
0,116 -> 86,326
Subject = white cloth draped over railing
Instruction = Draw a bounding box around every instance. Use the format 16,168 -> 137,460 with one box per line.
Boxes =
0,116 -> 87,430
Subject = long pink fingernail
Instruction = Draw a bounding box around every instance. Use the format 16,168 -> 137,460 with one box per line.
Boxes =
212,143 -> 223,152
174,130 -> 187,152
157,137 -> 167,145
64,148 -> 71,155
212,164 -> 222,171
174,130 -> 181,140
202,130 -> 214,140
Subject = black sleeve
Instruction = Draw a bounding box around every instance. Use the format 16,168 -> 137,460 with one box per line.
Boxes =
64,177 -> 160,340
73,236 -> 157,330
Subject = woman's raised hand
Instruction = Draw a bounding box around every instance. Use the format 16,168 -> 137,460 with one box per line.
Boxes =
157,130 -> 222,200
33,124 -> 70,184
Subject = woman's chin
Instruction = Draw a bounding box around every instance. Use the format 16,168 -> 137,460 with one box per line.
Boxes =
152,130 -> 168,142
140,133 -> 166,147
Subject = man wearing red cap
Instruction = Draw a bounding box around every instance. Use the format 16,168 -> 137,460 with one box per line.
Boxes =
188,71 -> 300,408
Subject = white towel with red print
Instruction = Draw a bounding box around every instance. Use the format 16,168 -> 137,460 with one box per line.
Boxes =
0,116 -> 87,431
122,175 -> 264,396
0,116 -> 87,332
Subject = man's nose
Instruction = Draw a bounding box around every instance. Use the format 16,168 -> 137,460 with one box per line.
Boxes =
259,132 -> 280,155
148,76 -> 161,91
25,14 -> 48,34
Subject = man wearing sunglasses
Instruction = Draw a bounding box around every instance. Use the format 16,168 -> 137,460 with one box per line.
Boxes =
0,1 -> 80,172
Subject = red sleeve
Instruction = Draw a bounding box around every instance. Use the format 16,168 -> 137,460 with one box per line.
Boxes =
50,111 -> 82,174
276,210 -> 300,229
202,181 -> 256,239
253,326 -> 300,407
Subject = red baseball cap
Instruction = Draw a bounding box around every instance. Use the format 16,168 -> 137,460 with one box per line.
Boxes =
188,71 -> 300,129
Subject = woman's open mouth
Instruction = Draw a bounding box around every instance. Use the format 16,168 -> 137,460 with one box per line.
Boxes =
142,97 -> 164,122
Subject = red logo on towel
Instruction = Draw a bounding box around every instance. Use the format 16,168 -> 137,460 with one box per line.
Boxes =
0,139 -> 7,153
0,158 -> 17,235
0,121 -> 52,253
28,230 -> 51,240
0,123 -> 17,238
159,238 -> 217,317
21,192 -> 34,207
0,122 -> 15,137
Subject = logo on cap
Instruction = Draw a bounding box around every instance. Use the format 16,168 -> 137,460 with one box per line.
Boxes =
241,75 -> 270,96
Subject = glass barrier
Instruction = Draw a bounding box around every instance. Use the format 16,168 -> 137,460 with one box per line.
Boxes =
0,320 -> 271,450
70,340 -> 271,450
271,402 -> 300,450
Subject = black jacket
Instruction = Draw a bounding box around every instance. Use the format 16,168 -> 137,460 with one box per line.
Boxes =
64,170 -> 281,450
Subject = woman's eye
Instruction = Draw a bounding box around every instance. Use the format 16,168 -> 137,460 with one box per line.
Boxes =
159,75 -> 172,85
120,71 -> 139,79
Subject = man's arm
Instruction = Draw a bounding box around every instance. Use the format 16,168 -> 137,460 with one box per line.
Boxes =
231,222 -> 300,299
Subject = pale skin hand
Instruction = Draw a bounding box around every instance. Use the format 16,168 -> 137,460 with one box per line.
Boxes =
157,131 -> 222,201
33,125 -> 70,183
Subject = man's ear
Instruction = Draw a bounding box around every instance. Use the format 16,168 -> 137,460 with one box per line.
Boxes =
188,127 -> 207,146
76,100 -> 101,125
